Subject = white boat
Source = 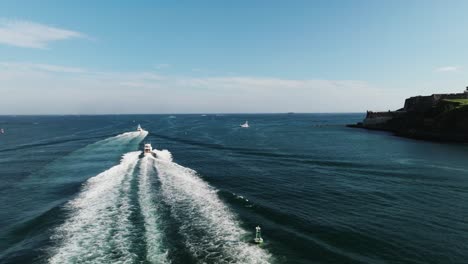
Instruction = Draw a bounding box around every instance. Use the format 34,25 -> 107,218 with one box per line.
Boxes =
240,121 -> 249,128
143,143 -> 153,155
137,124 -> 142,131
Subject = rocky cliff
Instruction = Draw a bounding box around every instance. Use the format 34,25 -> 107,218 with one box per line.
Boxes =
348,96 -> 468,142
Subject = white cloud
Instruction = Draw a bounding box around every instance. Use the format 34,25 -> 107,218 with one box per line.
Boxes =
191,68 -> 210,73
435,66 -> 460,72
154,64 -> 171,70
0,61 -> 402,114
0,62 -> 85,73
0,19 -> 85,48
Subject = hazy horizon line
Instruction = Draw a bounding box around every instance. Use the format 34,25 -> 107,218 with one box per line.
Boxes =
0,112 -> 366,116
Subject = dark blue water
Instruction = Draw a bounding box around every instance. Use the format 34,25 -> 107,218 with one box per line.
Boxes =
1,114 -> 468,264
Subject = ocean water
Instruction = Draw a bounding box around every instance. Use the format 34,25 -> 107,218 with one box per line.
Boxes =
1,114 -> 468,264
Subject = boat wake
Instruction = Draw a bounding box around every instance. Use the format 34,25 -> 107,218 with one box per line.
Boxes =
138,156 -> 170,263
49,136 -> 272,263
153,149 -> 173,162
152,152 -> 272,264
49,152 -> 142,264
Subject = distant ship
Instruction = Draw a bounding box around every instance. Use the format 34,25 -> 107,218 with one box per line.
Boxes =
240,121 -> 249,128
137,124 -> 142,132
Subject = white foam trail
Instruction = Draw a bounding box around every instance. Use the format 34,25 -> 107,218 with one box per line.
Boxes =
153,149 -> 173,162
116,130 -> 149,139
55,130 -> 148,172
96,130 -> 148,150
152,152 -> 272,264
49,152 -> 141,264
93,131 -> 148,147
138,156 -> 170,264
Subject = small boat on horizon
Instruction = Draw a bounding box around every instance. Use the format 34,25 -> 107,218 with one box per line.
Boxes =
240,121 -> 249,128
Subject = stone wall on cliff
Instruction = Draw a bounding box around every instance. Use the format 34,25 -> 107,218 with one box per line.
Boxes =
362,111 -> 404,127
404,92 -> 468,112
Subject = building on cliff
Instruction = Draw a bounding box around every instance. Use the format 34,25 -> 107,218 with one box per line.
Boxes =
403,87 -> 468,112
349,87 -> 468,142
359,87 -> 468,127
362,110 -> 406,127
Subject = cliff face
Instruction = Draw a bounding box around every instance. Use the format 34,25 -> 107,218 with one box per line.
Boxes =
403,93 -> 468,112
349,96 -> 468,142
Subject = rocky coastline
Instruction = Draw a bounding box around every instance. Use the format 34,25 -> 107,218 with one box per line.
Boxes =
348,87 -> 468,142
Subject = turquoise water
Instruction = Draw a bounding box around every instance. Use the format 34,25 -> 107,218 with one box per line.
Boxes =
1,114 -> 468,263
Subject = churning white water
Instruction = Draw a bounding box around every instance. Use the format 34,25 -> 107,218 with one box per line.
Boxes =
138,156 -> 170,263
49,152 -> 141,264
152,152 -> 272,264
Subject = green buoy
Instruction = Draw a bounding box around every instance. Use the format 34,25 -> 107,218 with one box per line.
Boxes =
254,226 -> 264,244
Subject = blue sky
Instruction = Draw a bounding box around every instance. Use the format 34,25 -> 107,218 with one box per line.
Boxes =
0,0 -> 467,114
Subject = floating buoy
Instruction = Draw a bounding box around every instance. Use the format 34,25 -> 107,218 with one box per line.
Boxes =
254,226 -> 264,244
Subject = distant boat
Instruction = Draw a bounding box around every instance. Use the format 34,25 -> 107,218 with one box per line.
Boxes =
0,128 -> 4,134
137,124 -> 142,131
240,121 -> 249,128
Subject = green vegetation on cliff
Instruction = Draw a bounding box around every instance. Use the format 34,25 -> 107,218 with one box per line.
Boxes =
443,99 -> 468,107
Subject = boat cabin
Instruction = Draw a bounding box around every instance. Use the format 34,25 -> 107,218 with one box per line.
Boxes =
144,143 -> 152,154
